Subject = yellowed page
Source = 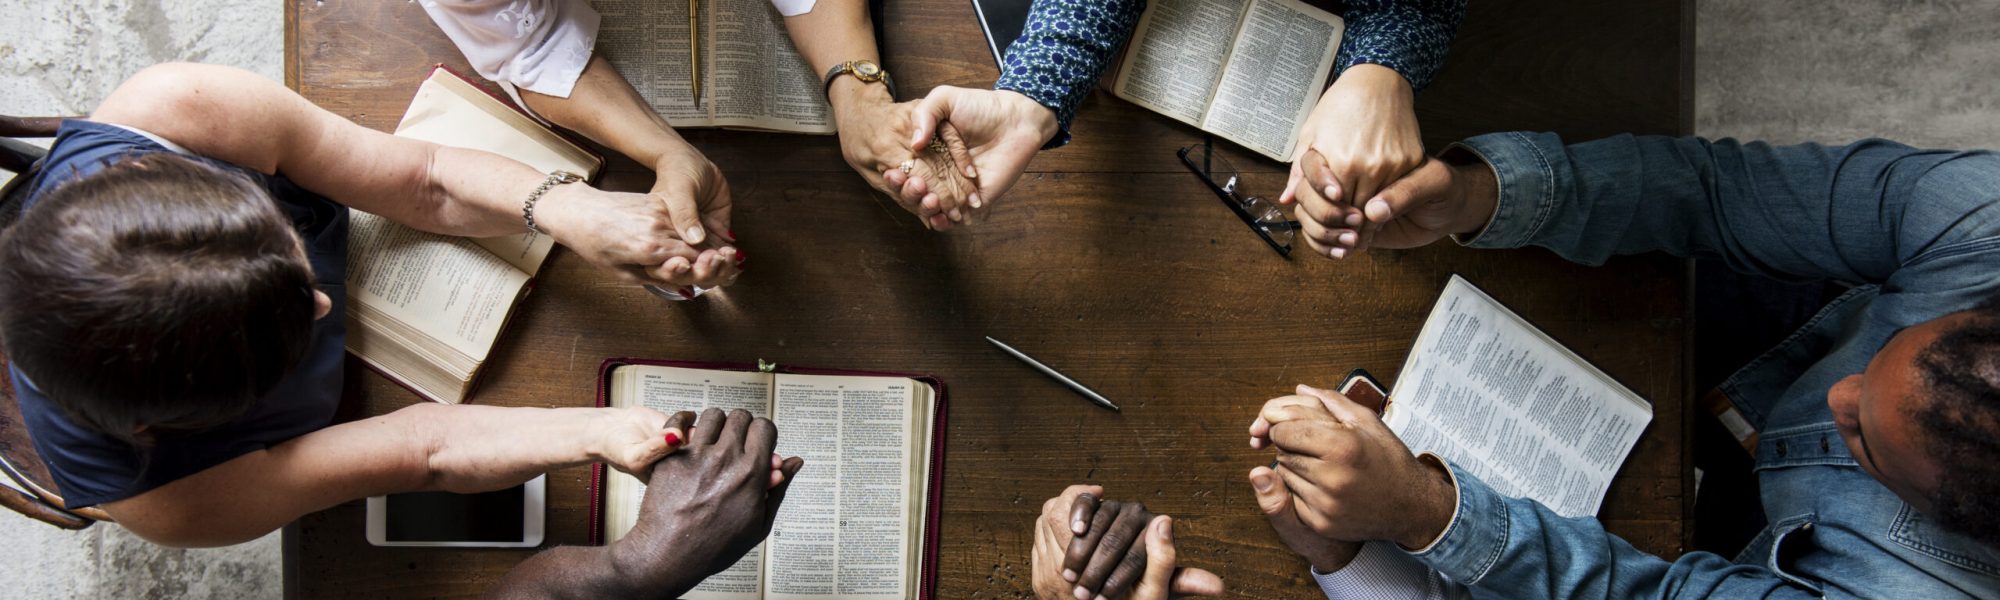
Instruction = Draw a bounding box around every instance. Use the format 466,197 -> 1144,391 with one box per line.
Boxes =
765,374 -> 916,600
603,365 -> 775,600
1112,0 -> 1248,127
1200,0 -> 1343,161
344,211 -> 529,361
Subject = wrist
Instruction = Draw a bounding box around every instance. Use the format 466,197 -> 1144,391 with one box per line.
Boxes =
829,78 -> 893,118
1447,158 -> 1500,237
528,183 -> 592,245
996,89 -> 1060,145
1334,63 -> 1415,100
1395,456 -> 1458,550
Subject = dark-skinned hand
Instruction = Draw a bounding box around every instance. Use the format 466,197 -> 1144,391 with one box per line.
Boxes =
1031,485 -> 1224,600
609,408 -> 806,595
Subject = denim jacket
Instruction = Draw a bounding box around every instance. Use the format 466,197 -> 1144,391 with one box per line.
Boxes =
1404,132 -> 2000,598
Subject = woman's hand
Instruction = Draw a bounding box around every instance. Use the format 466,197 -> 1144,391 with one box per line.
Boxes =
589,408 -> 690,479
886,86 -> 1060,228
1281,64 -> 1425,259
830,83 -> 975,231
535,184 -> 742,289
1032,485 -> 1223,600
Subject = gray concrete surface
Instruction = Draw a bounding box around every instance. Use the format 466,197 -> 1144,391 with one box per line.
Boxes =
0,0 -> 1995,598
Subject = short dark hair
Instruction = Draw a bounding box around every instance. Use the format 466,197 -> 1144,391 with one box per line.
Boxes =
1914,296 -> 2000,548
0,153 -> 318,444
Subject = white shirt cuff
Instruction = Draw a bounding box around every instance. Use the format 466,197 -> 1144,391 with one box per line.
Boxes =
1312,542 -> 1449,600
770,0 -> 817,16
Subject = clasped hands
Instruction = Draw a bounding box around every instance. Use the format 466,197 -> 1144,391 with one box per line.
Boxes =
831,82 -> 1057,231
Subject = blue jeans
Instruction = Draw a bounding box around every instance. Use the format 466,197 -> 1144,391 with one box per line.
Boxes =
1409,132 -> 2000,598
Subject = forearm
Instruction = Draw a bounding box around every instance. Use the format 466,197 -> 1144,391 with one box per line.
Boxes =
493,545 -> 694,600
781,0 -> 891,115
521,55 -> 699,170
395,403 -> 608,492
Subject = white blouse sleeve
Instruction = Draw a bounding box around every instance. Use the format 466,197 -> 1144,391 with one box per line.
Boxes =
419,0 -> 600,99
769,0 -> 817,16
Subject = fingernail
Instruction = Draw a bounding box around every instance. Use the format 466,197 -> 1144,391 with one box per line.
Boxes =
735,249 -> 747,263
685,226 -> 704,243
1097,595 -> 1109,600
949,208 -> 963,222
969,193 -> 983,209
1368,198 -> 1389,216
1072,519 -> 1086,534
1345,213 -> 1364,227
1338,231 -> 1357,245
1157,516 -> 1173,541
679,286 -> 695,298
1073,586 -> 1091,600
1252,473 -> 1274,493
1332,247 -> 1348,259
1323,184 -> 1339,198
727,229 -> 738,241
664,432 -> 683,447
964,165 -> 976,177
1062,569 -> 1077,583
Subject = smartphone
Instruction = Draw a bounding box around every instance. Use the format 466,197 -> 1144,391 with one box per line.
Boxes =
1338,368 -> 1391,415
365,475 -> 546,548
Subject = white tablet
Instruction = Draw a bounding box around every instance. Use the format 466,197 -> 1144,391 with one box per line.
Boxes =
365,475 -> 546,548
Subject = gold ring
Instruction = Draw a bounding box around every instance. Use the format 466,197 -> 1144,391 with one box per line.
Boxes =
898,160 -> 914,174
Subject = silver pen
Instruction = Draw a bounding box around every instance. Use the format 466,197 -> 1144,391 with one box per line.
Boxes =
986,336 -> 1121,412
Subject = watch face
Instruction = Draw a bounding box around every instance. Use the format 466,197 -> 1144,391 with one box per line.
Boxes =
855,61 -> 881,77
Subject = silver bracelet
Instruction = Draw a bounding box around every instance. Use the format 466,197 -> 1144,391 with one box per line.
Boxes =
522,170 -> 583,243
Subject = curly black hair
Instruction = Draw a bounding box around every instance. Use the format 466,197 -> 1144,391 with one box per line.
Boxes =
1913,297 -> 2000,549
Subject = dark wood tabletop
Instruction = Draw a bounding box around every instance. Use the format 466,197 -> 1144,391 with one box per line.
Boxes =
283,0 -> 1693,597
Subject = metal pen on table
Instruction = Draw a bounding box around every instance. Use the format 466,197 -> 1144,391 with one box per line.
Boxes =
690,0 -> 702,108
985,336 -> 1121,412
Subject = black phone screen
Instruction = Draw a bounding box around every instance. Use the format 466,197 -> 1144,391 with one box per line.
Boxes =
382,485 -> 526,543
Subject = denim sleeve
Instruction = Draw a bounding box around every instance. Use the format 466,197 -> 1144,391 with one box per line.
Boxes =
1335,0 -> 1467,91
1409,462 -> 1826,598
1449,132 -> 2000,292
993,0 -> 1146,149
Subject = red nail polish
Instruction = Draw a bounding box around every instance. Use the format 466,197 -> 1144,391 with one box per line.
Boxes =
664,432 -> 682,447
727,229 -> 738,241
678,286 -> 696,298
735,249 -> 747,263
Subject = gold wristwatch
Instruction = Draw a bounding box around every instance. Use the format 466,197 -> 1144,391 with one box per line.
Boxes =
822,60 -> 896,100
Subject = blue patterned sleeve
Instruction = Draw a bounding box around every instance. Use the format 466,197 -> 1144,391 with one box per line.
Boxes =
993,0 -> 1146,149
1336,0 -> 1467,91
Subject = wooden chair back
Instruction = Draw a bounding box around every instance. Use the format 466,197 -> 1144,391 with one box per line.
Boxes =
0,115 -> 112,529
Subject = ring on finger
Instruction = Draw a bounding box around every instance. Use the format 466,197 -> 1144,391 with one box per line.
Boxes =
898,160 -> 914,174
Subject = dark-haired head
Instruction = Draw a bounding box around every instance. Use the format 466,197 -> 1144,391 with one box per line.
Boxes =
1826,294 -> 2000,549
0,153 -> 320,445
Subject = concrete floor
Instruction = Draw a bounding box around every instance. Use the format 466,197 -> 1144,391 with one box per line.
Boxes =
0,0 -> 1995,598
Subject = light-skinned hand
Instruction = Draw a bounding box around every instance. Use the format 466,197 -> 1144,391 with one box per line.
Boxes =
608,408 -> 805,594
1281,64 -> 1426,259
535,184 -> 741,289
830,84 -> 975,230
887,86 -> 1059,229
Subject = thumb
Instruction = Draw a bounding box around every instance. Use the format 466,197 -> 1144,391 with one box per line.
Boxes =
910,86 -> 960,151
1364,158 -> 1444,224
656,187 -> 707,246
1142,517 -> 1225,598
1248,466 -> 1298,522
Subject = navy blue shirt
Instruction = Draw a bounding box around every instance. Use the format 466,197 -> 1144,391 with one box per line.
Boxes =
9,120 -> 349,508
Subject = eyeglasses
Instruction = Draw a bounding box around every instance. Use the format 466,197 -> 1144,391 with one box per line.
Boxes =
1178,143 -> 1299,258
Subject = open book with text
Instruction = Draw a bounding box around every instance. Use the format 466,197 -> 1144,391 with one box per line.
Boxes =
594,0 -> 833,134
1383,276 -> 1653,518
343,67 -> 603,404
591,359 -> 948,600
1112,0 -> 1344,161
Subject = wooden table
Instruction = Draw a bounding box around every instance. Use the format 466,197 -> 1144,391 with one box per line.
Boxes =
284,0 -> 1693,597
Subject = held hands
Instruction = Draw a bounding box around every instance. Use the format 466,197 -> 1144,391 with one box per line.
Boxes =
883,86 -> 1061,229
535,178 -> 742,290
1247,385 -> 1458,550
830,84 -> 979,230
1281,64 -> 1427,259
609,408 -> 806,595
1032,485 -> 1224,600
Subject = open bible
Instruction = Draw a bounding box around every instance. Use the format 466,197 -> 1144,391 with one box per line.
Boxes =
1383,276 -> 1653,517
593,0 -> 833,133
591,359 -> 947,600
1112,0 -> 1344,161
343,67 -> 602,404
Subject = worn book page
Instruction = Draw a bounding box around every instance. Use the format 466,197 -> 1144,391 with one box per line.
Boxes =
603,365 -> 775,600
766,374 -> 915,600
708,0 -> 834,133
1201,0 -> 1342,161
344,212 -> 529,361
1112,0 -> 1248,127
594,1 -> 708,124
1384,276 -> 1653,518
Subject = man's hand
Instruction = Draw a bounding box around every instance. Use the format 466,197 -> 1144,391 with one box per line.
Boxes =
535,184 -> 742,289
611,408 -> 806,593
885,86 -> 1060,228
1248,466 -> 1363,573
1281,64 -> 1425,259
1248,385 -> 1458,549
1032,485 -> 1224,600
